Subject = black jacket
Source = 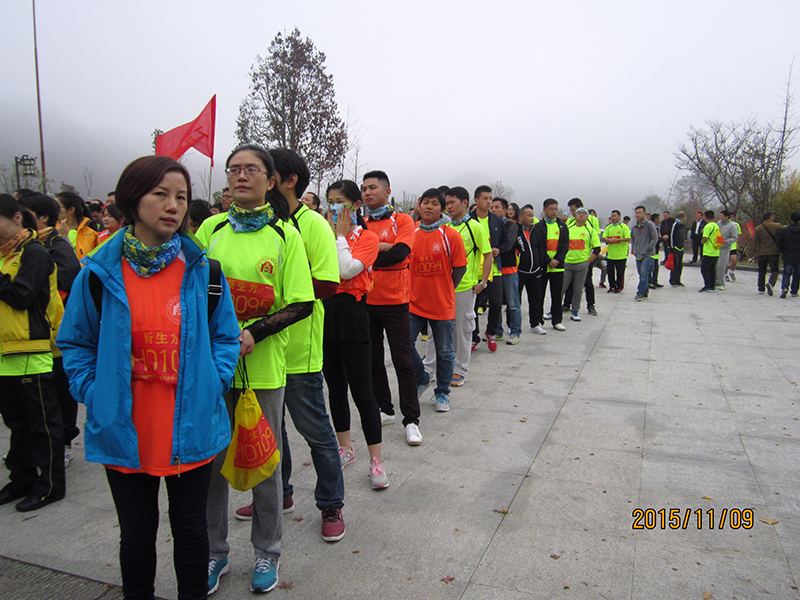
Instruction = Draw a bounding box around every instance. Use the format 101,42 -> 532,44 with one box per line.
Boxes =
498,220 -> 520,269
42,229 -> 81,300
517,225 -> 546,275
468,210 -> 509,270
532,219 -> 569,270
778,223 -> 800,264
670,220 -> 687,251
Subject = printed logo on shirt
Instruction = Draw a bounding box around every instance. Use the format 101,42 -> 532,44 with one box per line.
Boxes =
257,256 -> 277,278
227,277 -> 276,321
432,243 -> 441,253
546,238 -> 558,252
380,229 -> 390,240
131,330 -> 179,383
166,296 -> 181,325
569,238 -> 586,250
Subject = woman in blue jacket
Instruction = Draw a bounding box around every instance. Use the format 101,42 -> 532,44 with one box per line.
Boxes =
57,156 -> 241,600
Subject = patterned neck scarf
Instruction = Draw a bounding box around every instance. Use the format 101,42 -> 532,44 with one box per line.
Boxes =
227,202 -> 275,233
451,214 -> 470,226
368,205 -> 393,220
37,227 -> 54,242
123,227 -> 180,277
523,225 -> 533,231
544,217 -> 557,224
418,218 -> 444,232
0,229 -> 33,258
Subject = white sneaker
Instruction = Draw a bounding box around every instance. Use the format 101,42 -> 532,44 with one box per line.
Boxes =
544,312 -> 552,320
506,335 -> 520,345
380,412 -> 396,426
553,323 -> 566,331
405,423 -> 422,446
64,445 -> 73,468
531,325 -> 547,335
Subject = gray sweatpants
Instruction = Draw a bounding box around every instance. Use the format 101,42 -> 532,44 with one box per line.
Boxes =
207,386 -> 284,561
562,261 -> 589,311
716,249 -> 730,286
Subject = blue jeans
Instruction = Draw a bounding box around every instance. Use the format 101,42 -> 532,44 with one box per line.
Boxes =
636,256 -> 655,297
281,372 -> 344,510
496,271 -> 522,337
409,313 -> 454,396
782,263 -> 800,294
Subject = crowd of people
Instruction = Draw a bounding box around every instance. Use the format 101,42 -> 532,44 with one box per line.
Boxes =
2,144 -> 800,599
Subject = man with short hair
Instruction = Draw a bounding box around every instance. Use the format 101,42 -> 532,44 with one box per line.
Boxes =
715,210 -> 738,290
408,189 -> 467,412
563,198 -> 600,315
301,192 -> 322,213
660,211 -> 675,264
699,210 -> 721,292
532,199 -> 569,330
469,186 -> 508,350
221,187 -> 233,212
362,171 -> 423,445
106,191 -> 116,204
490,197 -> 522,344
777,212 -> 800,298
755,212 -> 783,295
563,208 -> 600,321
668,211 -> 687,287
630,205 -> 659,300
689,210 -> 704,262
517,206 -> 547,334
601,210 -> 630,293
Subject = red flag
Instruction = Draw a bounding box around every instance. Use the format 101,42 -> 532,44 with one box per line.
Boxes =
155,96 -> 216,165
746,220 -> 755,238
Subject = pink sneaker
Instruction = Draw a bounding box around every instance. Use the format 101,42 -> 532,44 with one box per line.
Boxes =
369,457 -> 389,489
339,446 -> 356,469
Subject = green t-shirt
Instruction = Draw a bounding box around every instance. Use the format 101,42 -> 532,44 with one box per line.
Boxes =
477,216 -> 500,277
731,221 -> 741,250
452,218 -> 491,293
284,206 -> 339,374
566,223 -> 601,264
702,221 -> 721,257
566,214 -> 600,232
603,223 -> 631,260
196,212 -> 315,389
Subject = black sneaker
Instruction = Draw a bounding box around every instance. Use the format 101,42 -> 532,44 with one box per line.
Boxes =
781,289 -> 788,299
767,283 -> 774,296
587,306 -> 598,316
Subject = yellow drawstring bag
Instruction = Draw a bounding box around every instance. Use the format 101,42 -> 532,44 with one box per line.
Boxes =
220,361 -> 280,491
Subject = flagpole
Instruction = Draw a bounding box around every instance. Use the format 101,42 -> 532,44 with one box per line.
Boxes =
209,158 -> 213,201
32,0 -> 47,193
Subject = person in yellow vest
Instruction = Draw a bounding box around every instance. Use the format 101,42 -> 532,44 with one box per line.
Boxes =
601,210 -> 630,293
563,208 -> 601,321
699,210 -> 722,292
55,191 -> 99,260
0,194 -> 65,512
725,212 -> 742,282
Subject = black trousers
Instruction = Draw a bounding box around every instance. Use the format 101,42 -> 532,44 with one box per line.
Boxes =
758,255 -> 780,291
106,461 -> 213,600
53,356 -> 79,444
541,271 -> 564,325
691,236 -> 702,262
323,339 -> 382,445
669,249 -> 684,285
701,255 -> 718,289
518,272 -> 543,327
606,259 -> 626,291
367,303 -> 420,425
0,372 -> 64,498
473,275 -> 502,341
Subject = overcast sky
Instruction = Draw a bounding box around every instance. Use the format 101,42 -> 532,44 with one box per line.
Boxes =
2,0 -> 798,216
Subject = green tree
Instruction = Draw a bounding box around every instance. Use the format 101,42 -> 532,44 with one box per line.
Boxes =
634,194 -> 669,216
774,169 -> 800,224
236,28 -> 347,191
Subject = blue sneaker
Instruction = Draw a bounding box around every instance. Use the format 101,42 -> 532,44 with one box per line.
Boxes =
434,393 -> 450,412
208,557 -> 229,595
417,381 -> 430,397
251,556 -> 279,593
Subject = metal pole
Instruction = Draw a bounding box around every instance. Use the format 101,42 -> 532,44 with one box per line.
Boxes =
15,157 -> 21,190
32,0 -> 47,193
209,159 -> 213,201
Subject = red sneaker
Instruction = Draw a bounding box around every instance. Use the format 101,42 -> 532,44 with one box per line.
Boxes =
235,503 -> 253,521
283,493 -> 295,514
471,341 -> 478,353
487,335 -> 497,352
321,507 -> 346,542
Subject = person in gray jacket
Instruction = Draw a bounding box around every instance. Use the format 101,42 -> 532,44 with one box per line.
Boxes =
715,210 -> 739,289
630,205 -> 659,301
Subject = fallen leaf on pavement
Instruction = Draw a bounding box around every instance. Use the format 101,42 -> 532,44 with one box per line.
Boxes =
292,517 -> 303,522
494,509 -> 508,514
701,496 -> 714,501
303,462 -> 311,466
703,593 -> 712,599
760,519 -> 779,525
550,554 -> 560,559
441,576 -> 455,583
277,581 -> 294,590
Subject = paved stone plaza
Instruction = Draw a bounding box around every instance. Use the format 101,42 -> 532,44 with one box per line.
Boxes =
2,263 -> 799,600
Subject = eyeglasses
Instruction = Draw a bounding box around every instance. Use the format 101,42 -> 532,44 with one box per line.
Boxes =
225,166 -> 265,177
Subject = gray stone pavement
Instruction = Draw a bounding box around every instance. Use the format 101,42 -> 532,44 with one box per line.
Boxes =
2,261 -> 800,599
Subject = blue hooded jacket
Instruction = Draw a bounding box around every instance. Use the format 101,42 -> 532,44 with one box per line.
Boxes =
56,228 -> 241,469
